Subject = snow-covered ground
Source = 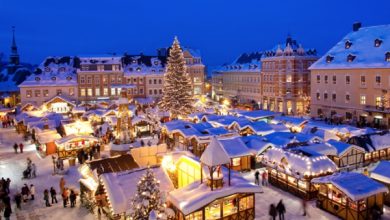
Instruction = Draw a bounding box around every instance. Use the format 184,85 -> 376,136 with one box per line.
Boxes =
0,127 -> 96,220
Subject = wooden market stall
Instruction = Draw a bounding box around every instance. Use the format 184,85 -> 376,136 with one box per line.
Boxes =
132,116 -> 154,137
36,130 -> 62,155
55,134 -> 99,159
370,161 -> 390,205
312,172 -> 388,220
262,148 -> 338,199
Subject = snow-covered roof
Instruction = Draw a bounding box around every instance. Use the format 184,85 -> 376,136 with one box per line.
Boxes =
271,116 -> 308,127
100,166 -> 173,215
78,55 -> 122,65
168,168 -> 262,215
310,24 -> 390,70
326,139 -> 365,156
218,136 -> 253,158
236,110 -> 279,121
312,172 -> 388,201
371,161 -> 390,184
19,71 -> 77,88
263,148 -> 338,178
213,52 -> 262,73
36,130 -> 62,144
62,120 -> 93,136
369,133 -> 390,151
240,121 -> 275,136
261,132 -> 323,148
55,134 -> 98,145
200,136 -> 231,166
240,135 -> 276,155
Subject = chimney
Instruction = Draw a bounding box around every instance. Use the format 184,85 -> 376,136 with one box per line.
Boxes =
353,22 -> 362,32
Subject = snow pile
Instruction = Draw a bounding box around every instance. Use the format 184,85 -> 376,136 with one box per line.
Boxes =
312,172 -> 388,201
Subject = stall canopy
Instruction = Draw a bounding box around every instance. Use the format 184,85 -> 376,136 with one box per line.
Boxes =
55,134 -> 99,146
312,172 -> 388,201
86,154 -> 139,175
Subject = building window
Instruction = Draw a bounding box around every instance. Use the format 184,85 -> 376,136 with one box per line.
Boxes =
316,75 -> 320,83
324,93 -> 328,100
159,79 -> 162,84
149,89 -> 152,95
95,77 -> 100,84
376,75 -> 381,86
111,88 -> 116,96
316,92 -> 320,100
332,93 -> 336,101
111,76 -> 116,83
80,89 -> 86,97
286,75 -> 292,83
346,94 -> 350,102
103,88 -> 108,96
361,75 -> 366,86
154,79 -> 157,84
347,54 -> 356,62
360,95 -> 366,105
69,88 -> 74,96
87,77 -> 92,84
154,89 -> 157,95
346,75 -> 350,84
103,77 -> 108,84
324,75 -> 328,84
376,97 -> 382,107
232,158 -> 241,166
87,88 -> 92,96
375,39 -> 383,47
43,90 -> 49,97
118,77 -> 122,83
332,75 -> 336,84
133,78 -> 137,83
80,77 -> 85,84
386,52 -> 390,62
35,90 -> 41,97
149,79 -> 152,84
159,89 -> 162,94
56,89 -> 62,95
326,55 -> 334,63
95,88 -> 100,96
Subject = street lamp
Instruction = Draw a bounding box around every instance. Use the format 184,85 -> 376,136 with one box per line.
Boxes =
52,155 -> 56,175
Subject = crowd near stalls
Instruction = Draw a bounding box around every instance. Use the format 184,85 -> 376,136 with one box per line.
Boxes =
312,172 -> 388,220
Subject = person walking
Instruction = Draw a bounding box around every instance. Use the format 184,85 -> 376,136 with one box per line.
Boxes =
14,192 -> 21,209
69,190 -> 76,208
302,199 -> 309,216
19,143 -> 24,153
3,205 -> 11,220
262,171 -> 268,186
276,200 -> 286,220
62,188 -> 69,208
269,204 -> 277,220
13,143 -> 18,154
30,184 -> 35,200
50,187 -> 58,204
254,170 -> 260,186
43,189 -> 50,207
59,177 -> 66,194
31,163 -> 36,178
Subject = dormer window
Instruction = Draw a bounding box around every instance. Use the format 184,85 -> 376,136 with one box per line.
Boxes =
66,76 -> 72,81
45,67 -> 51,72
345,40 -> 352,49
35,77 -> 41,81
326,55 -> 334,63
347,54 -> 356,62
136,67 -> 141,72
51,76 -> 56,81
386,52 -> 390,62
375,39 -> 383,47
59,67 -> 65,73
153,60 -> 159,66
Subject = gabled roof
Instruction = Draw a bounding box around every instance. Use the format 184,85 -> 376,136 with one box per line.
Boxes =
200,136 -> 230,166
86,154 -> 139,175
43,95 -> 76,107
312,172 -> 388,201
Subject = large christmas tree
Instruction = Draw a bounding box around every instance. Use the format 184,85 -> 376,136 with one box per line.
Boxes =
159,37 -> 194,119
129,168 -> 170,220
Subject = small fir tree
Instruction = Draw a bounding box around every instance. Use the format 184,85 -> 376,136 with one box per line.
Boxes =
129,167 -> 167,220
159,37 -> 194,119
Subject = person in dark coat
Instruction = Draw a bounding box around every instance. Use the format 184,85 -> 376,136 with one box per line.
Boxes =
19,143 -> 24,153
269,204 -> 277,220
276,200 -> 286,220
254,170 -> 260,185
3,194 -> 11,211
14,192 -> 21,209
50,187 -> 58,204
69,190 -> 76,208
13,143 -> 18,153
44,189 -> 50,207
3,204 -> 11,220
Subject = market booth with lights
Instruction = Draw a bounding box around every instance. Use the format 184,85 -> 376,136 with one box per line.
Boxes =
312,172 -> 387,220
55,134 -> 99,160
167,137 -> 262,220
370,161 -> 390,206
262,148 -> 338,199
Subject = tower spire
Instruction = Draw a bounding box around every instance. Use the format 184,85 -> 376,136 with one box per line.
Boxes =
9,26 -> 20,68
11,26 -> 18,55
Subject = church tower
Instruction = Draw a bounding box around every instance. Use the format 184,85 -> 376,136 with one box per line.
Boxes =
8,26 -> 20,74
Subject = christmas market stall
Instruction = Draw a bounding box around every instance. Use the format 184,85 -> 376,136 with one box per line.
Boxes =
270,116 -> 308,133
216,137 -> 253,171
132,116 -> 154,137
240,135 -> 277,168
262,147 -> 338,199
36,130 -> 62,155
167,137 -> 262,220
42,95 -> 76,114
55,134 -> 98,160
62,120 -> 94,136
370,161 -> 390,205
235,110 -> 279,122
312,172 -> 387,220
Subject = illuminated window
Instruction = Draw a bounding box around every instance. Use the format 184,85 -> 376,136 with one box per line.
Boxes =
56,89 -> 62,95
95,88 -> 100,96
80,89 -> 86,97
316,75 -> 320,83
316,92 -> 320,100
43,90 -> 49,97
286,75 -> 292,83
360,75 -> 366,86
69,88 -> 74,96
232,158 -> 241,166
376,96 -> 382,107
345,40 -> 352,49
239,195 -> 254,211
332,75 -> 336,84
35,90 -> 41,97
375,39 -> 383,47
324,75 -> 328,84
360,95 -> 366,105
103,88 -> 108,96
87,88 -> 92,96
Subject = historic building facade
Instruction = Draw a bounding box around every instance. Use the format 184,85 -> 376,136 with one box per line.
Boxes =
261,36 -> 318,115
310,24 -> 390,128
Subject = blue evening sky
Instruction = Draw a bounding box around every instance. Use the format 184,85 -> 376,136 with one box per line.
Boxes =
1,0 -> 390,67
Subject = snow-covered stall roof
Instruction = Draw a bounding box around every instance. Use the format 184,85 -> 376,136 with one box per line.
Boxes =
326,139 -> 365,156
312,172 -> 388,201
236,110 -> 279,121
200,136 -> 231,166
62,120 -> 93,135
100,166 -> 173,215
370,161 -> 390,184
240,135 -> 276,155
72,106 -> 86,114
263,148 -> 338,178
262,132 -> 323,148
271,116 -> 308,127
310,24 -> 390,70
55,134 -> 98,145
240,121 -> 275,135
369,132 -> 390,151
43,95 -> 76,107
36,130 -> 62,144
168,168 -> 262,215
218,136 -> 253,158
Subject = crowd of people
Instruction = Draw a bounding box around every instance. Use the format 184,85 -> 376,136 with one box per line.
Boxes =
76,143 -> 101,165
